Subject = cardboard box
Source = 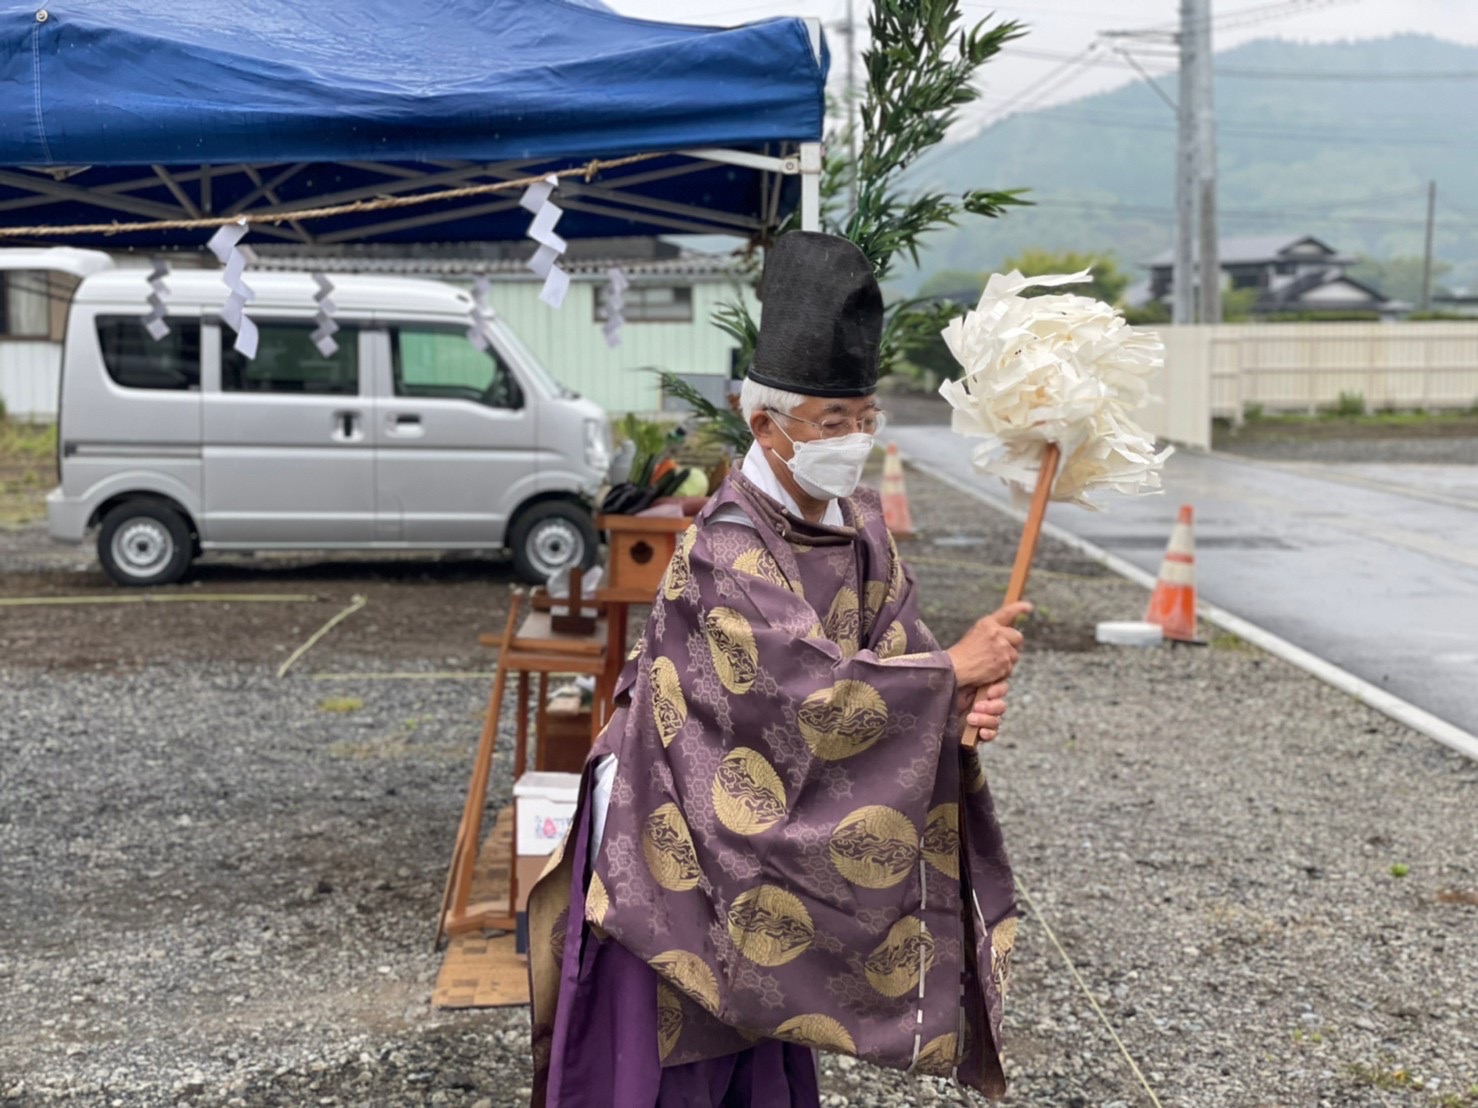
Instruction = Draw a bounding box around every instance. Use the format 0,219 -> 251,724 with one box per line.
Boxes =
515,854 -> 548,913
537,707 -> 593,774
513,771 -> 581,856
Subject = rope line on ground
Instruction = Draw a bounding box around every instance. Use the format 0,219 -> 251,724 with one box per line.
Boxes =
1012,873 -> 1165,1108
276,594 -> 368,678
0,152 -> 666,239
0,593 -> 318,606
309,671 -> 497,681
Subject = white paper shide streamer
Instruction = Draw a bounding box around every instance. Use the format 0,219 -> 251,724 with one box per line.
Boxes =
142,256 -> 171,341
466,275 -> 495,352
938,268 -> 1172,509
311,272 -> 339,357
600,266 -> 629,348
206,217 -> 259,359
520,174 -> 570,309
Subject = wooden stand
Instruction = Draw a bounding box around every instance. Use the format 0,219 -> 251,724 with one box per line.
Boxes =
593,513 -> 695,717
436,572 -> 611,947
962,443 -> 1061,749
596,513 -> 692,603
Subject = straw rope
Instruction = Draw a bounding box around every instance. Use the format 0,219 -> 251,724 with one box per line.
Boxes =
0,592 -> 317,606
276,594 -> 368,678
0,153 -> 666,239
1012,874 -> 1166,1108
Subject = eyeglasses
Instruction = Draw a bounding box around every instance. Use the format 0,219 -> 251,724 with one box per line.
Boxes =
766,407 -> 887,439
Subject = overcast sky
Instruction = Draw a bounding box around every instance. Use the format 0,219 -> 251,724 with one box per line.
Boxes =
608,0 -> 1478,139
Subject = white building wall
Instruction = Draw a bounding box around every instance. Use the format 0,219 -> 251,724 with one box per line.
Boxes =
0,341 -> 62,421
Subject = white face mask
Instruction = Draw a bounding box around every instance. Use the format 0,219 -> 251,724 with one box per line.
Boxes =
773,424 -> 875,500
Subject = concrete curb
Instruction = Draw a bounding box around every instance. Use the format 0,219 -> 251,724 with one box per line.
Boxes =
907,455 -> 1478,764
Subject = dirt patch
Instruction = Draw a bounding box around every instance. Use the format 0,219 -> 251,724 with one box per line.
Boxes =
1,444 -> 1136,671
0,555 -> 522,672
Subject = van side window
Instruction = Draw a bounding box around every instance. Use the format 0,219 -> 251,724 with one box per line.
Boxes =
96,316 -> 202,390
222,321 -> 359,395
393,326 -> 522,409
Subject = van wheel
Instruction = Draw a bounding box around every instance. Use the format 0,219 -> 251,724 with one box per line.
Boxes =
509,502 -> 598,585
98,501 -> 193,587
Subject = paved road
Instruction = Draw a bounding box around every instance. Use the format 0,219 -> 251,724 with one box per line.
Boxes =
888,427 -> 1478,737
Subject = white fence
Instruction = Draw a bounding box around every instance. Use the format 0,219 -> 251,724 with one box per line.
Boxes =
0,340 -> 61,421
1138,323 -> 1478,449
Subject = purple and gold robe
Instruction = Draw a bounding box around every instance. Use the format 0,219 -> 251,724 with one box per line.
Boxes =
529,470 -> 1018,1103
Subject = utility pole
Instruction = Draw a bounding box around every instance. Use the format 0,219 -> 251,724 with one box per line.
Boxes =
1194,0 -> 1220,324
1172,0 -> 1197,324
1420,179 -> 1436,312
1173,0 -> 1218,324
844,0 -> 858,218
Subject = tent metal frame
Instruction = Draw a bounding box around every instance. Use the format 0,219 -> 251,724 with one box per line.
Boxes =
0,143 -> 823,245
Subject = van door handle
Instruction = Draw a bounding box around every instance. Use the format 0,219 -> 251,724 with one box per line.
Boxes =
332,410 -> 362,441
388,412 -> 425,439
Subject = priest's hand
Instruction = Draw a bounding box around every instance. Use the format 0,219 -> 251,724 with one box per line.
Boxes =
946,601 -> 1032,690
957,680 -> 1010,743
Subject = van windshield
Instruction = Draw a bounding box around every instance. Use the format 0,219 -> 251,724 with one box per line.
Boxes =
495,321 -> 576,399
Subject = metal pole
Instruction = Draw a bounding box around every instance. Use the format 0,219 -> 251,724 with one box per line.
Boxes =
1173,0 -> 1196,324
845,0 -> 858,219
799,142 -> 823,233
1420,179 -> 1436,312
1195,0 -> 1220,324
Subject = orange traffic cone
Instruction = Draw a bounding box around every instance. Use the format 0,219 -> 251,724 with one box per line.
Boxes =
881,443 -> 915,538
1145,504 -> 1199,642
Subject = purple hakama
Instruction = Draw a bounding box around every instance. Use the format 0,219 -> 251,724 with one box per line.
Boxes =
541,801 -> 819,1108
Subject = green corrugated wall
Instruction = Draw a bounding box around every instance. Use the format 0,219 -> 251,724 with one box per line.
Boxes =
477,275 -> 759,414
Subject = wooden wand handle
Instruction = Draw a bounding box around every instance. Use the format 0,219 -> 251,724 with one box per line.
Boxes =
962,442 -> 1060,749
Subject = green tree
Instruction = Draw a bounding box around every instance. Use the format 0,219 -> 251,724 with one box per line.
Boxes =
1348,255 -> 1452,304
1122,300 -> 1170,327
917,268 -> 988,300
687,1 -> 1029,437
998,248 -> 1130,306
1221,287 -> 1259,322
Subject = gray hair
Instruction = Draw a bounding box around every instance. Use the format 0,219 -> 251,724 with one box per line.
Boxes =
740,377 -> 808,424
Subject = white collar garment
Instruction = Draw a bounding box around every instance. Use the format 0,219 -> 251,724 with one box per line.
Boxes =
717,439 -> 845,529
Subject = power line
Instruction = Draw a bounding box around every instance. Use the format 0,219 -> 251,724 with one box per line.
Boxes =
1007,46 -> 1478,80
1023,195 -> 1478,231
1222,66 -> 1478,81
1129,0 -> 1361,35
1438,194 -> 1478,221
1001,106 -> 1478,149
959,0 -> 1131,18
1202,0 -> 1361,34
978,41 -> 1106,127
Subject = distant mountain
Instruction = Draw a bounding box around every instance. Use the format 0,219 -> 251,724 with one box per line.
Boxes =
898,34 -> 1478,297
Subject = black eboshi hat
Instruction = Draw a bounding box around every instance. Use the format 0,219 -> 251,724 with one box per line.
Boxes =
748,231 -> 883,398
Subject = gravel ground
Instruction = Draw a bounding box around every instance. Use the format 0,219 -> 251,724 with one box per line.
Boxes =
3,460 -> 1476,1108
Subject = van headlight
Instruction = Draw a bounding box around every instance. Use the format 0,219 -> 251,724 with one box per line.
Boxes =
584,419 -> 611,474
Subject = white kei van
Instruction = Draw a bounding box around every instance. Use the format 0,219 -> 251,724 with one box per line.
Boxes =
46,269 -> 611,586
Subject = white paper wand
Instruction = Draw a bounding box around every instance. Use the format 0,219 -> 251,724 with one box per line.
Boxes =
937,268 -> 1172,747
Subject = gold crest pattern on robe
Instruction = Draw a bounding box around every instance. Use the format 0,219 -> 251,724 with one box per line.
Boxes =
529,474 -> 1018,1099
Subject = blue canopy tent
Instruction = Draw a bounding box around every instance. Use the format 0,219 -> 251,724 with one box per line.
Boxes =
0,0 -> 827,248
